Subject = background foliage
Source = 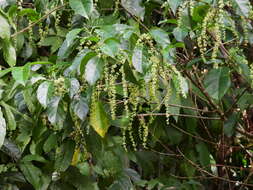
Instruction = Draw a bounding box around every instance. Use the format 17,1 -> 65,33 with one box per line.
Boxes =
1,0 -> 253,189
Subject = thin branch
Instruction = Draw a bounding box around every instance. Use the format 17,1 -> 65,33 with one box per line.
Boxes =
177,147 -> 253,187
11,3 -> 67,37
137,112 -> 220,120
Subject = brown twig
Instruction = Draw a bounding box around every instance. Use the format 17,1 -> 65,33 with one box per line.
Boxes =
177,147 -> 253,187
11,3 -> 67,37
137,112 -> 220,120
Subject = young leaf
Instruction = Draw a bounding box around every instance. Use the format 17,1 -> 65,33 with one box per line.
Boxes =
90,101 -> 110,138
11,64 -> 30,86
0,107 -> 6,149
69,0 -> 93,19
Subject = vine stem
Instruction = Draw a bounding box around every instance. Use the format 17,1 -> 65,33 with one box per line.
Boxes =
11,3 -> 68,37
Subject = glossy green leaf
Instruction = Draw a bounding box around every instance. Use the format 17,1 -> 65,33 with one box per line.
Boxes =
167,0 -> 183,15
3,40 -> 16,67
69,0 -> 93,19
204,67 -> 231,100
43,133 -> 57,153
54,140 -> 75,172
46,97 -> 66,128
100,38 -> 120,57
121,0 -> 145,21
84,56 -> 104,85
0,14 -> 10,39
233,0 -> 251,17
20,163 -> 42,189
150,28 -> 170,49
71,97 -> 89,121
0,107 -> 6,149
37,81 -> 54,108
172,27 -> 188,42
2,104 -> 16,130
57,29 -> 82,59
90,101 -> 110,138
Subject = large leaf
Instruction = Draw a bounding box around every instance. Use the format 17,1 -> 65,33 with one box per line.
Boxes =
0,14 -> 10,39
71,97 -> 89,121
121,0 -> 145,21
84,56 -> 104,85
69,0 -> 93,19
100,38 -> 120,58
37,81 -> 54,108
46,97 -> 66,129
11,64 -> 30,86
132,45 -> 150,74
3,39 -> 16,67
150,28 -> 170,49
54,140 -> 75,172
233,0 -> 251,17
90,101 -> 110,138
43,133 -> 57,153
57,29 -> 82,59
0,107 -> 6,149
204,67 -> 231,100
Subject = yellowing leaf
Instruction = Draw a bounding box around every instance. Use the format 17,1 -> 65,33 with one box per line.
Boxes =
90,101 -> 109,138
71,148 -> 80,166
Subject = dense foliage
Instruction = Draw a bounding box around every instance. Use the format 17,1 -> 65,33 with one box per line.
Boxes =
1,0 -> 253,189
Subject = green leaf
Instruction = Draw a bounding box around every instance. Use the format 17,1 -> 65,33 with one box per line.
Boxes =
172,27 -> 188,42
43,133 -> 57,153
1,138 -> 21,161
22,154 -> 47,163
37,81 -> 54,108
233,0 -> 252,17
55,140 -> 75,172
224,113 -> 238,137
0,14 -> 10,39
2,104 -> 16,130
132,45 -> 151,74
11,64 -> 30,86
167,0 -> 183,15
71,97 -> 89,121
84,56 -> 104,85
100,38 -> 120,58
90,101 -> 110,138
196,143 -> 210,167
0,107 -> 6,149
3,39 -> 16,67
204,67 -> 231,100
46,97 -> 66,129
121,0 -> 145,21
20,162 -> 42,189
150,28 -> 170,49
57,29 -> 82,59
69,0 -> 93,19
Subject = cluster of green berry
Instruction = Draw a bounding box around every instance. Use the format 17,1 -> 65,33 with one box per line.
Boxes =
54,77 -> 67,96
